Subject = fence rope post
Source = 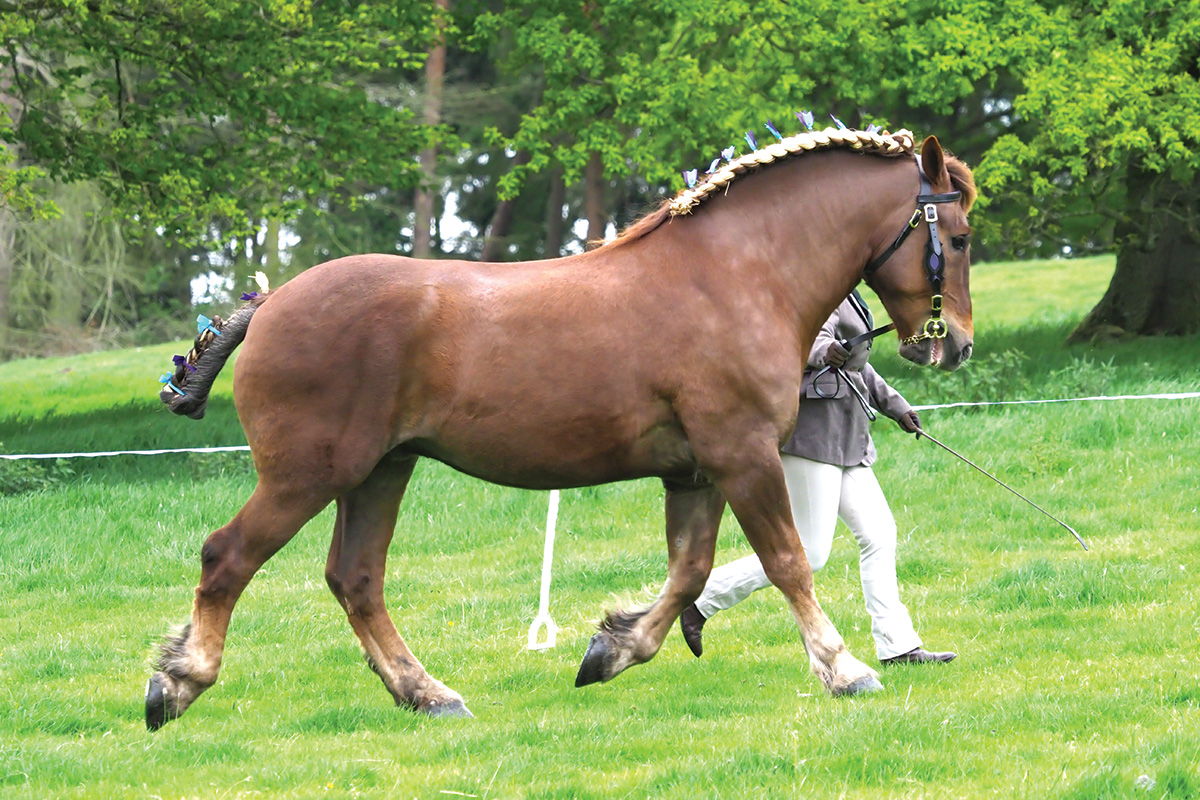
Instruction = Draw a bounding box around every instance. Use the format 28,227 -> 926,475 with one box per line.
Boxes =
526,489 -> 560,650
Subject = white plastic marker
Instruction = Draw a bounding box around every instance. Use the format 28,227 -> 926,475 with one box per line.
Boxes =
526,489 -> 561,650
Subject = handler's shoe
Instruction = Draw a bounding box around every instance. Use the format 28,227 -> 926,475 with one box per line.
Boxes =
880,647 -> 956,665
680,603 -> 707,658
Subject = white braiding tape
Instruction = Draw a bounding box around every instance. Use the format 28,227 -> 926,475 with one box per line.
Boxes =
526,489 -> 560,651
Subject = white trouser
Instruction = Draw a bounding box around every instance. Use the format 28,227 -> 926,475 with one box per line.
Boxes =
694,455 -> 921,660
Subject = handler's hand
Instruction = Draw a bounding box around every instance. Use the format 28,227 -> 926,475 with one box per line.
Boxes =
897,410 -> 922,433
823,341 -> 850,368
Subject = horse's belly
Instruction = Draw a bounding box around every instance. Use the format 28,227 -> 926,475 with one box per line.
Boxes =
409,410 -> 697,490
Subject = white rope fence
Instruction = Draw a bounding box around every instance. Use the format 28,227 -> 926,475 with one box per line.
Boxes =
912,390 -> 1200,412
0,445 -> 250,460
5,390 -> 1198,462
4,389 -> 1198,650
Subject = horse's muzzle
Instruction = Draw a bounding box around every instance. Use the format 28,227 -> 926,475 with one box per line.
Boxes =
899,325 -> 972,371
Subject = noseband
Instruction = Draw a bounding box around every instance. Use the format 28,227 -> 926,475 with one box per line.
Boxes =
862,156 -> 962,345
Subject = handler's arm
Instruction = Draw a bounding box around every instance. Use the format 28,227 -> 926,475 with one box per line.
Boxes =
808,305 -> 843,368
862,363 -> 920,432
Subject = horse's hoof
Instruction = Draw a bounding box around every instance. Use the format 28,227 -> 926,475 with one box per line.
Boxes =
425,699 -> 474,719
834,674 -> 884,697
573,633 -> 614,686
575,633 -> 612,687
145,673 -> 169,731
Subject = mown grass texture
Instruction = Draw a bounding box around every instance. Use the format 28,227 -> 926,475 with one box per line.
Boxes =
2,254 -> 1200,799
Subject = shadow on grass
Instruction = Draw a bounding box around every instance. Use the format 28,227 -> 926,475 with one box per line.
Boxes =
1,397 -> 248,486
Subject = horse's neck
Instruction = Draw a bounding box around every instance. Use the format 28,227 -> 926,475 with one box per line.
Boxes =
671,154 -> 912,336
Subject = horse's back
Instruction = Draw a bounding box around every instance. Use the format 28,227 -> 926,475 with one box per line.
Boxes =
233,253 -> 700,488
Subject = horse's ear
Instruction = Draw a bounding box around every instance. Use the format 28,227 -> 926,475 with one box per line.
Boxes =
920,136 -> 948,186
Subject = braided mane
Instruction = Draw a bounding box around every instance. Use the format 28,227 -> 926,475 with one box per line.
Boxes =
669,127 -> 916,216
602,127 -> 917,250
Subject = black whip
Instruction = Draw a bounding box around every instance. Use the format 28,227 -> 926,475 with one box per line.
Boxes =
914,427 -> 1089,551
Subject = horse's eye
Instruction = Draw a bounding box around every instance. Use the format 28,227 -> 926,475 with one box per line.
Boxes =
951,234 -> 970,252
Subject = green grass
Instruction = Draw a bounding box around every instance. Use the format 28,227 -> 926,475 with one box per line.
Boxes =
2,253 -> 1200,798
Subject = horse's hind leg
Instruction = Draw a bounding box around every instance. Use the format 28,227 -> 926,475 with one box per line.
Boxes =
146,483 -> 331,730
576,480 -> 725,686
325,454 -> 472,718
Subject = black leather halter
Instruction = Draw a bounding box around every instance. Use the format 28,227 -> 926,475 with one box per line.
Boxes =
863,156 -> 962,344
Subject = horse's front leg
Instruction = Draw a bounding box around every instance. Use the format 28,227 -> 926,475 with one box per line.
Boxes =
714,447 -> 882,696
575,479 -> 725,686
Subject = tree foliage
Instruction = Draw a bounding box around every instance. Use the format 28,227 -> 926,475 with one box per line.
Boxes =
2,0 -> 1200,356
978,0 -> 1200,335
3,0 -> 443,238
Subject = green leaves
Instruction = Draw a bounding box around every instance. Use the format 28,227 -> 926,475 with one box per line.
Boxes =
2,0 -> 442,241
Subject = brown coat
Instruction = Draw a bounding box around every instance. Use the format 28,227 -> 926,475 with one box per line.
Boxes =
783,293 -> 912,467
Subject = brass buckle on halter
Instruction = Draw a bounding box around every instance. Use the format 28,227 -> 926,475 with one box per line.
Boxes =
900,295 -> 948,345
907,208 -> 922,228
924,294 -> 947,339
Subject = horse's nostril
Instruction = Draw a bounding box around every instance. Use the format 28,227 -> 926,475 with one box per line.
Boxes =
961,343 -> 973,362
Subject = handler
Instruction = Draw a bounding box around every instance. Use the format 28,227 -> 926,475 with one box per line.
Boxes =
680,290 -> 955,665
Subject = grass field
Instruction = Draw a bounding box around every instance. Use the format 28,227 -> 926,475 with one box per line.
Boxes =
2,254 -> 1200,799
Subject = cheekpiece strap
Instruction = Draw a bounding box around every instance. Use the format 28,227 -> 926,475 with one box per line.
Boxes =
917,191 -> 962,204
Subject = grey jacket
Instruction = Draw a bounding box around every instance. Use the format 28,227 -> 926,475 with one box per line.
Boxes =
782,293 -> 913,467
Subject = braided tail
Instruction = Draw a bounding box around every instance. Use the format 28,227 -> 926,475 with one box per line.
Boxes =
159,295 -> 266,420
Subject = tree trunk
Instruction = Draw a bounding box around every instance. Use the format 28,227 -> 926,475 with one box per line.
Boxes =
47,240 -> 83,333
0,73 -> 20,358
0,200 -> 12,358
261,216 -> 282,279
545,168 -> 566,258
480,151 -> 531,262
412,0 -> 448,259
1070,160 -> 1200,340
585,151 -> 606,247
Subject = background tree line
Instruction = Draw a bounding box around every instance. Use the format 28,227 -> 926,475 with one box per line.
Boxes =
1,0 -> 1197,361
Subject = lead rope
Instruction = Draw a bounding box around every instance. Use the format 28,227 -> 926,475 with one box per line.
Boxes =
810,322 -> 897,419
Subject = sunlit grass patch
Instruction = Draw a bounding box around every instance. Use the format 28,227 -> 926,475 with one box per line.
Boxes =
978,558 -> 1170,611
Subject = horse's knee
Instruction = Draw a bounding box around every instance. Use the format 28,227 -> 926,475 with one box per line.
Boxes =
325,565 -> 345,600
761,550 -> 815,596
673,556 -> 715,602
806,548 -> 830,573
330,569 -> 381,618
196,528 -> 251,601
199,527 -> 236,569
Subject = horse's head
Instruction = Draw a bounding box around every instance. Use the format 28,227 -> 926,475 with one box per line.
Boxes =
865,136 -> 975,371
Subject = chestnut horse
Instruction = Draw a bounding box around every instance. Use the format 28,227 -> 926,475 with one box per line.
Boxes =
146,128 -> 976,729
